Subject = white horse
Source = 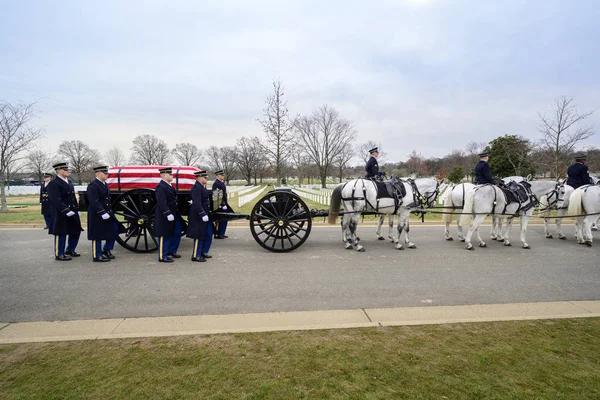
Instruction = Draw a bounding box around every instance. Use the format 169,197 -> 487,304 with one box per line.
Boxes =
591,176 -> 599,231
375,178 -> 447,241
538,180 -> 574,239
440,182 -> 475,241
459,180 -> 560,250
328,177 -> 439,251
567,184 -> 600,246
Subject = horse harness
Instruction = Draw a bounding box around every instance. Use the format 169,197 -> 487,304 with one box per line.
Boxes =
340,177 -> 419,214
475,181 -> 537,216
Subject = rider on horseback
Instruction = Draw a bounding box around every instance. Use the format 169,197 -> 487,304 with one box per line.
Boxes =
365,147 -> 385,181
474,151 -> 497,185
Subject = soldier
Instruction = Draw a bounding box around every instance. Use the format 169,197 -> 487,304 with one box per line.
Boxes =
212,170 -> 232,239
474,151 -> 496,184
187,170 -> 213,262
154,167 -> 182,262
47,162 -> 83,261
40,172 -> 53,229
86,165 -> 126,262
567,154 -> 592,189
365,147 -> 384,179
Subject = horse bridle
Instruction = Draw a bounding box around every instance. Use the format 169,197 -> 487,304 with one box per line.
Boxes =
419,180 -> 441,208
542,181 -> 567,211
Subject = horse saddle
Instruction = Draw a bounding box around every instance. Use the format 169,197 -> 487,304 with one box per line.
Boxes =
374,176 -> 406,200
500,181 -> 530,204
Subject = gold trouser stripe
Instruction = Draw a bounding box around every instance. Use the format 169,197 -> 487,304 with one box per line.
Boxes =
93,240 -> 96,258
159,237 -> 163,258
193,239 -> 198,258
55,236 -> 59,256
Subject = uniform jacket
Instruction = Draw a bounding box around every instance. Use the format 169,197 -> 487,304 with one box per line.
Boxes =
212,179 -> 234,212
567,162 -> 592,189
474,161 -> 494,184
47,176 -> 83,236
40,182 -> 52,216
86,178 -> 126,240
365,156 -> 381,178
186,181 -> 210,240
154,180 -> 181,237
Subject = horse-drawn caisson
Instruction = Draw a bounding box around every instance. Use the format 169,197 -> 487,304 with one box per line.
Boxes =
78,165 -> 600,253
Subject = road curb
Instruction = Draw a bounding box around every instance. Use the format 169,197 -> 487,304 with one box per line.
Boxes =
1,301 -> 598,344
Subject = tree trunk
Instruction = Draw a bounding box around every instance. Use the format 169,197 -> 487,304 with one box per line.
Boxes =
0,183 -> 8,213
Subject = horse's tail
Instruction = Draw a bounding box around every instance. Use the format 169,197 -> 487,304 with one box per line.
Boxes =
567,188 -> 584,218
459,187 -> 477,227
328,184 -> 343,224
441,186 -> 454,223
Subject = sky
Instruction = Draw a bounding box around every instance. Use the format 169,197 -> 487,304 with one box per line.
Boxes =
2,0 -> 600,164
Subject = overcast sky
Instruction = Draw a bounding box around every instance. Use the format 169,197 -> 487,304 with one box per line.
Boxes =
2,0 -> 599,164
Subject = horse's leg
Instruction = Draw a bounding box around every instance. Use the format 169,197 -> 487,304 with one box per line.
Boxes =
583,216 -> 593,247
376,214 -> 385,240
474,220 -> 486,248
575,217 -> 585,244
444,221 -> 453,241
456,214 -> 466,242
387,214 -> 395,241
349,213 -> 365,252
502,217 -> 514,246
403,218 -> 416,249
490,216 -> 498,240
465,215 -> 486,250
341,214 -> 353,249
556,210 -> 567,239
394,209 -> 411,250
543,210 -> 553,239
519,215 -> 531,249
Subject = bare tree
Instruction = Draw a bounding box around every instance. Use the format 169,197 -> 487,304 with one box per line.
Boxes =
258,79 -> 294,185
131,134 -> 171,165
172,142 -> 202,166
294,105 -> 356,188
234,137 -> 262,185
26,148 -> 54,182
104,146 -> 127,166
406,150 -> 430,177
356,140 -> 385,163
290,147 -> 311,185
58,140 -> 101,185
464,141 -> 487,180
205,146 -> 238,184
0,101 -> 44,212
334,143 -> 355,182
538,96 -> 595,178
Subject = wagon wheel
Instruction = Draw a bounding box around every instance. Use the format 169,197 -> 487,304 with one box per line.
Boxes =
112,189 -> 159,253
250,190 -> 312,252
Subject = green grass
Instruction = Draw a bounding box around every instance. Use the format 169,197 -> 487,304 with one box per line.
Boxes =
1,319 -> 599,399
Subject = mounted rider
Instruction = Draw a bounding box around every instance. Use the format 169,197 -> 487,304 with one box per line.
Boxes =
474,151 -> 496,185
567,153 -> 593,189
365,147 -> 385,180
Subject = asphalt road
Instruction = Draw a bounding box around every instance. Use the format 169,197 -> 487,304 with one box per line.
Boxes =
1,224 -> 599,322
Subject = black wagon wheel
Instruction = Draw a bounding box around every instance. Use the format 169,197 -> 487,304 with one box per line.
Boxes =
250,190 -> 312,252
112,188 -> 159,253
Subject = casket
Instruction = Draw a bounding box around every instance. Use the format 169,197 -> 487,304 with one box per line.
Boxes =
106,165 -> 200,192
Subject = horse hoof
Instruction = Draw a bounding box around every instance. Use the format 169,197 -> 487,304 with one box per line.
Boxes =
460,238 -> 465,243
408,244 -> 416,249
345,246 -> 353,250
479,243 -> 487,248
585,242 -> 592,247
490,237 -> 497,241
504,242 -> 512,247
558,236 -> 567,240
377,237 -> 385,241
522,244 -> 530,249
396,246 -> 404,250
358,248 -> 366,252
466,244 -> 474,251
446,237 -> 454,241
546,235 -> 553,239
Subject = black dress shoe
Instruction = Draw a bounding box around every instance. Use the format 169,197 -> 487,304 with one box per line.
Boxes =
65,250 -> 81,257
168,253 -> 181,258
55,255 -> 72,261
214,235 -> 225,239
102,250 -> 115,259
191,257 -> 207,262
44,226 -> 49,229
93,256 -> 111,263
201,253 -> 212,258
159,257 -> 174,263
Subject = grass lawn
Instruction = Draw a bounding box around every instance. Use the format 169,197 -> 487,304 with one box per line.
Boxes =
1,318 -> 599,399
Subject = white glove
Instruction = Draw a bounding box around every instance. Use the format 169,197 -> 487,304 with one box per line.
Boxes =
167,214 -> 175,222
221,205 -> 228,210
101,213 -> 110,220
66,211 -> 75,217
78,211 -> 81,217
202,215 -> 209,222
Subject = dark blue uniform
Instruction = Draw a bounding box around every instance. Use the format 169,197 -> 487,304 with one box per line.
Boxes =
187,181 -> 213,258
567,162 -> 592,189
365,156 -> 382,179
154,180 -> 182,260
40,182 -> 52,228
86,178 -> 125,259
47,176 -> 83,257
474,160 -> 494,184
212,179 -> 232,237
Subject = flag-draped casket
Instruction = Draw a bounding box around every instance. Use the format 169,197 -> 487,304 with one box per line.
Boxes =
106,166 -> 200,192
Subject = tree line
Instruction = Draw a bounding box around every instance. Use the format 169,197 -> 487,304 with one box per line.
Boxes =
1,84 -> 597,212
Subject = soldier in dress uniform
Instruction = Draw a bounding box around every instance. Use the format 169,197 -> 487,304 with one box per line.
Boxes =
212,170 -> 233,239
86,165 -> 126,262
154,167 -> 182,262
47,162 -> 83,261
40,172 -> 53,229
474,151 -> 496,184
365,147 -> 384,179
187,170 -> 213,262
567,154 -> 593,189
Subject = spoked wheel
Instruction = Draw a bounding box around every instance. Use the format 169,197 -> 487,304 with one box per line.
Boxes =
250,190 -> 312,252
112,189 -> 158,253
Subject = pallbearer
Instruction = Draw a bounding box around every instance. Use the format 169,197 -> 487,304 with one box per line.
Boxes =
48,162 -> 83,261
187,170 -> 213,262
40,172 -> 53,229
154,167 -> 182,262
86,165 -> 126,262
212,169 -> 233,239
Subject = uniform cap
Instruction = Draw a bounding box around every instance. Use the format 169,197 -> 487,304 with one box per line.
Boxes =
158,167 -> 173,174
478,151 -> 490,157
194,170 -> 208,178
214,170 -> 225,176
93,165 -> 109,173
52,162 -> 69,170
43,173 -> 53,178
368,147 -> 378,154
574,153 -> 587,160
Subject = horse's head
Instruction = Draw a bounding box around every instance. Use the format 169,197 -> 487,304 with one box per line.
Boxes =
415,178 -> 442,208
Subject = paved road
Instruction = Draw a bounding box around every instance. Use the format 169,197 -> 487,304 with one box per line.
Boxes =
1,225 -> 598,322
